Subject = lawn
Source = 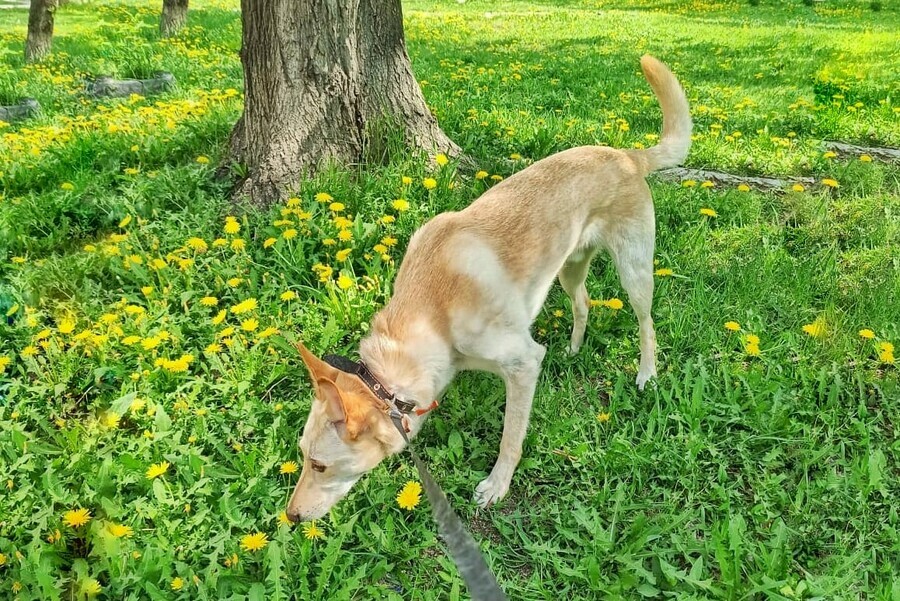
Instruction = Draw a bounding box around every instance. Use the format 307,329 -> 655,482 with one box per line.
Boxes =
1,0 -> 899,599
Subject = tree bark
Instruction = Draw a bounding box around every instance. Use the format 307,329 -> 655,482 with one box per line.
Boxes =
228,0 -> 459,207
160,0 -> 188,38
25,0 -> 57,64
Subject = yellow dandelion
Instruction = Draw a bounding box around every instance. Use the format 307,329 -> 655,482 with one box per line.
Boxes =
63,508 -> 92,528
278,512 -> 292,527
257,326 -> 279,338
745,334 -> 760,345
822,151 -> 837,159
335,248 -> 352,262
227,277 -> 242,287
392,198 -> 410,212
205,342 -> 222,354
303,522 -> 325,540
224,219 -> 241,235
186,237 -> 208,252
315,192 -> 333,203
240,318 -> 259,332
654,268 -> 674,277
328,202 -> 345,212
337,275 -> 354,290
171,577 -> 184,591
196,155 -> 210,164
737,183 -> 751,192
263,237 -> 277,248
792,183 -> 805,192
597,411 -> 611,423
700,181 -> 715,189
211,310 -> 227,325
240,532 -> 269,552
397,481 -> 422,510
435,153 -> 449,166
231,298 -> 258,315
859,154 -> 872,163
81,578 -> 102,597
423,178 -> 437,190
107,523 -> 134,538
338,230 -> 353,242
58,317 -> 76,335
682,179 -> 696,188
822,178 -> 839,188
858,329 -> 875,340
802,319 -> 826,338
61,182 -> 75,191
200,296 -> 218,307
745,342 -> 761,357
119,215 -> 133,228
281,290 -> 297,301
280,461 -> 299,474
146,461 -> 170,480
700,207 -> 718,217
724,321 -> 741,331
21,345 -> 39,358
0,356 -> 11,373
475,170 -> 488,180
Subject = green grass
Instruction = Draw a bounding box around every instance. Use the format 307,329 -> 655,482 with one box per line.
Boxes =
1,1 -> 899,599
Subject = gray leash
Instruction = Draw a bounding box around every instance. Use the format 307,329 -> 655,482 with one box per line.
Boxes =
391,413 -> 509,601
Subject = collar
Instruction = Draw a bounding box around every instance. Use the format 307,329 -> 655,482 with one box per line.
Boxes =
323,354 -> 438,435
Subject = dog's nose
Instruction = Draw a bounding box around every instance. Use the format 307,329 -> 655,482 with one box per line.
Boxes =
286,510 -> 302,524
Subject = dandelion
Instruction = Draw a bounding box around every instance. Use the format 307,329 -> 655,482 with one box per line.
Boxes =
654,268 -> 674,277
146,461 -> 170,479
280,461 -> 299,474
200,296 -> 218,307
224,218 -> 240,235
402,176 -> 413,185
397,481 -> 422,510
802,319 -> 826,338
21,346 -> 38,358
61,182 -> 75,191
858,329 -> 875,339
241,318 -> 259,332
682,180 -> 696,188
792,183 -> 805,192
859,154 -> 872,163
475,170 -> 488,180
64,508 -> 92,528
335,248 -> 352,262
597,411 -> 611,423
283,229 -> 298,240
392,198 -> 410,212
330,273 -> 353,290
231,298 -> 258,315
119,215 -> 133,228
700,207 -> 718,217
81,578 -> 102,597
213,238 -> 228,247
382,236 -> 398,247
878,342 -> 895,364
700,181 -> 715,189
107,523 -> 134,538
322,237 -> 337,246
435,153 -> 449,166
227,277 -> 242,287
205,342 -> 222,354
338,230 -> 353,242
187,237 -> 208,252
737,184 -> 751,192
141,336 -> 162,351
822,151 -> 837,159
423,178 -> 437,190
724,321 -> 741,331
380,215 -> 396,225
58,317 -> 76,335
258,327 -> 279,338
281,291 -> 297,301
211,310 -> 227,325
240,532 -> 269,552
196,155 -> 210,164
278,512 -> 292,527
822,178 -> 839,188
600,298 -> 624,310
315,192 -> 333,203
0,356 -> 11,373
171,577 -> 184,591
303,522 -> 325,540
122,335 -> 141,346
264,237 -> 277,248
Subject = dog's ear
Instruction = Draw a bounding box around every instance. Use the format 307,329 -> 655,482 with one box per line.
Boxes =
315,378 -> 371,441
296,340 -> 339,383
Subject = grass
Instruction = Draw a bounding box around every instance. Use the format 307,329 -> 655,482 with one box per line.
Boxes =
0,0 -> 898,599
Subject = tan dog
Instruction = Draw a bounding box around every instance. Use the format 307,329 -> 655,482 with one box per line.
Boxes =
287,55 -> 691,522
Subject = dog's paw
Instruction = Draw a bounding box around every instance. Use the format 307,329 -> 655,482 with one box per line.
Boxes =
474,476 -> 509,508
636,370 -> 656,390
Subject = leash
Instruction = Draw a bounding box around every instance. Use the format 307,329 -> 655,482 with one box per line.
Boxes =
324,354 -> 508,601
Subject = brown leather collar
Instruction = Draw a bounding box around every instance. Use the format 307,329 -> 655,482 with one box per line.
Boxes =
323,354 -> 438,433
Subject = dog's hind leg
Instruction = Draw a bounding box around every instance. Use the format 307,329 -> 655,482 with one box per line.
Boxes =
606,218 -> 657,390
467,333 -> 546,508
558,250 -> 595,354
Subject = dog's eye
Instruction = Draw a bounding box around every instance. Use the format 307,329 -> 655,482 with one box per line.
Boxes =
311,461 -> 327,473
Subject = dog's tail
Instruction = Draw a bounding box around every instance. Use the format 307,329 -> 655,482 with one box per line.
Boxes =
634,55 -> 692,173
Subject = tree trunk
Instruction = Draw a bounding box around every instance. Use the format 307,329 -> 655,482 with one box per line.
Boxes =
25,0 -> 57,64
160,0 -> 188,38
228,0 -> 459,207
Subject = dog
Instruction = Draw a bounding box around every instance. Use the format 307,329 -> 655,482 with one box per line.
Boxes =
286,55 -> 691,522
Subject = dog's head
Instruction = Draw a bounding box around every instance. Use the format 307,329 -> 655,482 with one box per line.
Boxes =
285,342 -> 400,522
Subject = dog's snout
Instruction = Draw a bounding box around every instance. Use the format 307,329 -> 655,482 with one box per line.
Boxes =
285,510 -> 302,524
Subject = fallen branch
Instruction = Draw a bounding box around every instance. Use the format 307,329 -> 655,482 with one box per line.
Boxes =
655,167 -> 815,192
85,72 -> 176,98
823,141 -> 900,163
0,98 -> 40,123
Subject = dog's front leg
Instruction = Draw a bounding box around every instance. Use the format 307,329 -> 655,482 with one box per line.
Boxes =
474,338 -> 546,508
